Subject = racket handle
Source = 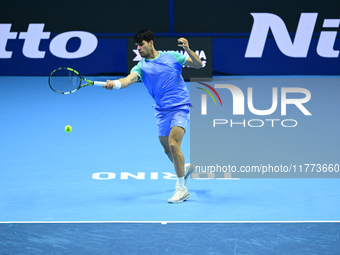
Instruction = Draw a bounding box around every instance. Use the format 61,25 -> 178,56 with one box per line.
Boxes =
93,81 -> 106,86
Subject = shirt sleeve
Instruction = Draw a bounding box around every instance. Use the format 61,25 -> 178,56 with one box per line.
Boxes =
170,51 -> 189,66
130,61 -> 143,81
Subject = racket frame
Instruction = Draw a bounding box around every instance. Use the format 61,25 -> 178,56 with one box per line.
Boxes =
48,67 -> 105,94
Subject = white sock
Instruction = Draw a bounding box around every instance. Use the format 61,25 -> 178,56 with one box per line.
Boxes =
177,177 -> 185,189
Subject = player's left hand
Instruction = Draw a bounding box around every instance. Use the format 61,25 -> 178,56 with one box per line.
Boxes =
178,38 -> 189,50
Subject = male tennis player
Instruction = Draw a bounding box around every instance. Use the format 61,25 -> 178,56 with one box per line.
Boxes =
104,30 -> 203,203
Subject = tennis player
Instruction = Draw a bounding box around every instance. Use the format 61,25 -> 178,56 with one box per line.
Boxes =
104,29 -> 203,203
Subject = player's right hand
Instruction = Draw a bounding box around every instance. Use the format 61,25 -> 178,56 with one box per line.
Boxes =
104,80 -> 115,90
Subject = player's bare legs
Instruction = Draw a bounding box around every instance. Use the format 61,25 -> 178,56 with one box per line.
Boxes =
160,126 -> 189,203
159,126 -> 185,178
169,126 -> 185,177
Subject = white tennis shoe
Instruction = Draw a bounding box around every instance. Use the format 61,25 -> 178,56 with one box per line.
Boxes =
168,186 -> 190,203
184,163 -> 194,185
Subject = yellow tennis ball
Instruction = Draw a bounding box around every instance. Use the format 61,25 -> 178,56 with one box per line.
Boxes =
65,125 -> 72,133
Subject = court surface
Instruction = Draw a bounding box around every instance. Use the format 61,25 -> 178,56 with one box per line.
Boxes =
0,76 -> 339,254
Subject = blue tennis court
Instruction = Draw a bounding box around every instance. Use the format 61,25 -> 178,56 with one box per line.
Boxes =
1,76 -> 340,253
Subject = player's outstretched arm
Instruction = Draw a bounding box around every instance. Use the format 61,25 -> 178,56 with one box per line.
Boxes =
178,37 -> 204,69
104,72 -> 140,90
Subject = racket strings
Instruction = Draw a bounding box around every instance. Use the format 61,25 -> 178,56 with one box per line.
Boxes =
49,68 -> 81,93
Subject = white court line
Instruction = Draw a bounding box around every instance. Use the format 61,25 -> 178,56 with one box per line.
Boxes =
1,220 -> 340,224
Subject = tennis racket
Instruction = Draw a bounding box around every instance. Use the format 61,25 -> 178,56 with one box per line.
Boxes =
48,67 -> 106,94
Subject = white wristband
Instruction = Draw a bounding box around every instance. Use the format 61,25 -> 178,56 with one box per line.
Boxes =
114,80 -> 122,89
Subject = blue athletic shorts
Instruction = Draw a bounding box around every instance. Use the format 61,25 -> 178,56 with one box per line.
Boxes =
155,105 -> 190,137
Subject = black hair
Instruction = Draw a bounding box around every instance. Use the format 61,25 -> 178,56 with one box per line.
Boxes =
134,29 -> 155,44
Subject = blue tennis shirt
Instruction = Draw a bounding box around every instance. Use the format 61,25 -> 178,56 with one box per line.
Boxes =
130,51 -> 190,110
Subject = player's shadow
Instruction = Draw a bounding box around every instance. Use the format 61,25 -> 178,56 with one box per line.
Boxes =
113,189 -> 173,202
